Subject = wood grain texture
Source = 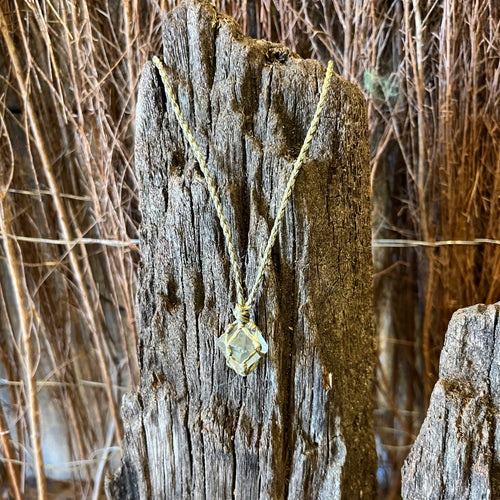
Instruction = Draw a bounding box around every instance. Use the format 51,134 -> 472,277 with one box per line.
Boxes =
107,1 -> 376,498
402,302 -> 500,499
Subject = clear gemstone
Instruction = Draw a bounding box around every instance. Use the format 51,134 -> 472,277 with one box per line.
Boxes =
217,321 -> 268,376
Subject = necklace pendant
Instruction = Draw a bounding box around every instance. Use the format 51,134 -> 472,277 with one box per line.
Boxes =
216,321 -> 268,376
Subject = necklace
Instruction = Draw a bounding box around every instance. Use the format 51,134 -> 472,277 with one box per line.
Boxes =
153,55 -> 333,376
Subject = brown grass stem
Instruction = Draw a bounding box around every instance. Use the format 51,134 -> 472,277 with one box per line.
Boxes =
0,200 -> 47,499
0,400 -> 22,500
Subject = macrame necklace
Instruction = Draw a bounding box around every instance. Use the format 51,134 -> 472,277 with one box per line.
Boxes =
153,55 -> 333,376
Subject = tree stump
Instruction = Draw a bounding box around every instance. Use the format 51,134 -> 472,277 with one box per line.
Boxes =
402,302 -> 500,499
107,1 -> 376,498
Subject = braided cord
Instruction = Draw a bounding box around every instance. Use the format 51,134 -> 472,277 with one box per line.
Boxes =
153,56 -> 245,305
152,56 -> 333,318
245,61 -> 334,308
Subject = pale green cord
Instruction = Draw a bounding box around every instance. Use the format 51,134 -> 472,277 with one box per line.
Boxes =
152,55 -> 333,323
244,61 -> 334,308
152,55 -> 245,306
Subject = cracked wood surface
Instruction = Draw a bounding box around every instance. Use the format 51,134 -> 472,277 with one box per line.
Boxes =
402,302 -> 500,499
107,1 -> 376,498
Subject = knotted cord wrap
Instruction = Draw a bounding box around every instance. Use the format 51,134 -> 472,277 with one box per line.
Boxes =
233,303 -> 250,325
152,55 -> 333,324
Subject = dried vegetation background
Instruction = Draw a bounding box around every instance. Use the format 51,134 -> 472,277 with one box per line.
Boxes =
0,0 -> 498,498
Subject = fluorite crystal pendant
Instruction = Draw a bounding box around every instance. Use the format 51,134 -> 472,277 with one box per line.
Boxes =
216,321 -> 268,376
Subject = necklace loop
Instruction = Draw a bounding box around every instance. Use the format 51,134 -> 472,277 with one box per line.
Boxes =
153,55 -> 334,375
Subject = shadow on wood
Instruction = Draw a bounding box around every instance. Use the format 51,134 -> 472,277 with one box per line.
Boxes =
107,1 -> 376,498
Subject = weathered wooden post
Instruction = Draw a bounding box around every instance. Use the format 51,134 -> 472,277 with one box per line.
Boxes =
402,302 -> 500,499
108,0 -> 376,497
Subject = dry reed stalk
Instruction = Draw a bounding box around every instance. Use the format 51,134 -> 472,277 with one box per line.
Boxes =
0,383 -> 22,500
0,200 -> 46,499
0,286 -> 27,497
